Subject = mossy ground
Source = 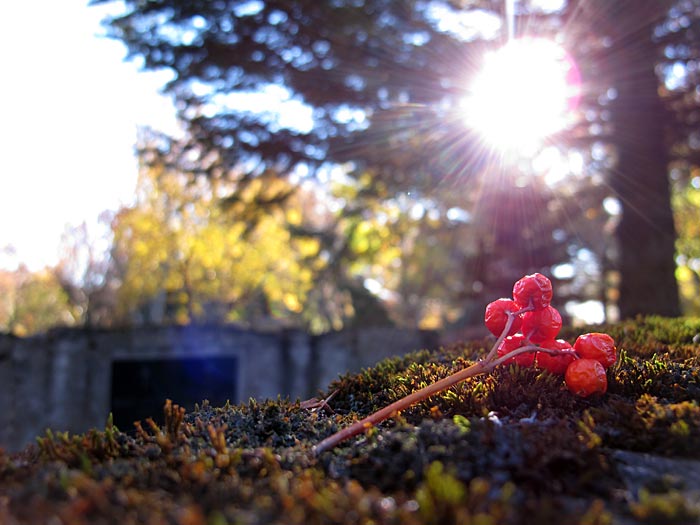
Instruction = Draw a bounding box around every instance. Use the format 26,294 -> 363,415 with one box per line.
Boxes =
1,316 -> 699,524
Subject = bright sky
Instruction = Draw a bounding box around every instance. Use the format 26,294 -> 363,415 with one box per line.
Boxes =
0,0 -> 179,271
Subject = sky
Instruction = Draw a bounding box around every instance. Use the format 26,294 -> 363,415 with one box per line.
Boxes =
0,0 -> 179,271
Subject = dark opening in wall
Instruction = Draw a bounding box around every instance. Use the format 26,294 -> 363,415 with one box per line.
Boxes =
110,357 -> 238,430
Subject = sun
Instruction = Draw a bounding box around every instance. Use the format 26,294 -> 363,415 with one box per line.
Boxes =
462,38 -> 581,156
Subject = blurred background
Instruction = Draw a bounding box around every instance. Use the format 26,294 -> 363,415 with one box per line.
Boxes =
2,0 -> 699,339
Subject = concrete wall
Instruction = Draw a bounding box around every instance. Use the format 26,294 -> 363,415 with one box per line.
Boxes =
0,325 -> 437,452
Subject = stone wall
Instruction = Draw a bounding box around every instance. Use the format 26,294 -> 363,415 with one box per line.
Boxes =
0,325 -> 438,452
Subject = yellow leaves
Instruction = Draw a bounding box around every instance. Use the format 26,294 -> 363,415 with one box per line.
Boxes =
112,163 -> 321,324
0,267 -> 78,335
133,239 -> 150,258
293,237 -> 320,258
229,243 -> 244,258
286,208 -> 302,226
673,181 -> 700,315
676,265 -> 694,282
351,235 -> 370,254
283,293 -> 303,312
350,219 -> 393,255
299,267 -> 314,283
358,172 -> 373,187
686,186 -> 700,207
675,264 -> 700,315
164,273 -> 185,290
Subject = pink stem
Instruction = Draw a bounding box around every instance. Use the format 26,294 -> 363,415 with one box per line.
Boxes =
489,345 -> 577,368
313,360 -> 488,455
313,304 -> 553,456
484,305 -> 533,363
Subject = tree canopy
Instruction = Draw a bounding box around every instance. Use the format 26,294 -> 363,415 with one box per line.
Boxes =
109,131 -> 323,328
0,266 -> 77,336
86,0 -> 700,324
93,0 -> 484,183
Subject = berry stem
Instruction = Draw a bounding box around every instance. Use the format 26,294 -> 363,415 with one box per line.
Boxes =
484,305 -> 533,363
313,360 -> 488,455
313,304 -> 540,456
489,345 -> 577,368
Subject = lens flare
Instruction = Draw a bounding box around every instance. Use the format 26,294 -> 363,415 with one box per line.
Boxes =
462,38 -> 581,156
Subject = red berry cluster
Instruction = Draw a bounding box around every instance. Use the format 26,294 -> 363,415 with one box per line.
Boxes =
484,273 -> 617,398
313,273 -> 619,454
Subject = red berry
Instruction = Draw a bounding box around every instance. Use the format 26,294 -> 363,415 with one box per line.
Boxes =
512,273 -> 553,310
536,339 -> 576,375
521,306 -> 562,344
484,298 -> 522,337
573,333 -> 617,369
565,359 -> 607,397
497,334 -> 535,367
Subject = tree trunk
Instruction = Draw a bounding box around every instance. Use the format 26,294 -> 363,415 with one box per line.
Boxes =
607,21 -> 681,319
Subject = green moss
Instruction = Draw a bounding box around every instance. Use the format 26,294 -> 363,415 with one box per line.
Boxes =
415,462 -> 515,525
629,489 -> 700,524
587,394 -> 700,455
0,316 -> 699,524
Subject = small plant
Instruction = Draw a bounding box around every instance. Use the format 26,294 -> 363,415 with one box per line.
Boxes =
314,273 -> 618,454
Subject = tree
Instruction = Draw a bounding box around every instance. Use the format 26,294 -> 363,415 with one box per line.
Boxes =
93,0 -> 470,181
55,218 -> 120,328
561,0 -> 680,318
94,0 -> 689,320
110,133 -> 322,328
0,265 -> 78,336
673,174 -> 700,315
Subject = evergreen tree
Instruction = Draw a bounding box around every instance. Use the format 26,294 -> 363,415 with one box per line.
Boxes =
93,0 -> 693,319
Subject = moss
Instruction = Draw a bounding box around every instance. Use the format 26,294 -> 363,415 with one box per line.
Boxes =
414,462 -> 516,525
586,394 -> 700,455
629,489 -> 700,524
0,316 -> 699,524
608,350 -> 700,401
